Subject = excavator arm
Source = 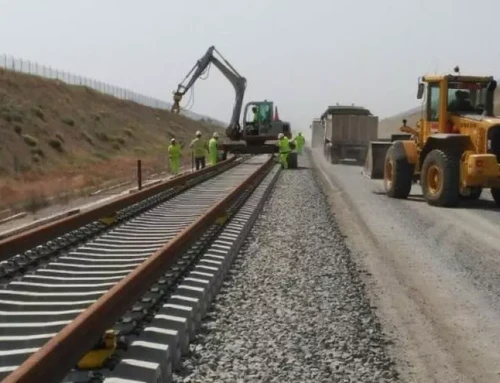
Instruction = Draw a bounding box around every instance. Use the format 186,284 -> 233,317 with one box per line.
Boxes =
171,46 -> 247,140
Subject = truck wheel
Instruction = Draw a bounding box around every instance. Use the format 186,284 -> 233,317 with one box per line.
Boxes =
329,148 -> 340,164
384,146 -> 413,198
491,188 -> 500,207
323,145 -> 329,160
460,187 -> 482,200
421,149 -> 460,207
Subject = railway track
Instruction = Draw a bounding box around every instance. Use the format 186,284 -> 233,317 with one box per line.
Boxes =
0,154 -> 280,383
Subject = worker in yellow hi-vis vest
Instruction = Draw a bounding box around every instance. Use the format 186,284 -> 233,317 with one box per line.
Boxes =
208,132 -> 219,166
295,132 -> 305,154
189,131 -> 208,170
277,133 -> 290,169
167,138 -> 181,176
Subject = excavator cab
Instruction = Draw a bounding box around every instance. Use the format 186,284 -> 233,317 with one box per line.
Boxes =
242,100 -> 291,145
243,101 -> 273,136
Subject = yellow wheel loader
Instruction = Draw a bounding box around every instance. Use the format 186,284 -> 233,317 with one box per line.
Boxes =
367,67 -> 500,207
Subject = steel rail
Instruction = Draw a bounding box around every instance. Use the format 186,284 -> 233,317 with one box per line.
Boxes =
0,157 -> 237,261
0,156 -> 258,375
3,155 -> 274,383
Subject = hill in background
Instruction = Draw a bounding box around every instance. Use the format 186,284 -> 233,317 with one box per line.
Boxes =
0,68 -> 225,209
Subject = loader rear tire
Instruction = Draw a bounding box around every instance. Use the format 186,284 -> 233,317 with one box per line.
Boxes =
384,146 -> 413,199
328,147 -> 340,164
421,149 -> 460,207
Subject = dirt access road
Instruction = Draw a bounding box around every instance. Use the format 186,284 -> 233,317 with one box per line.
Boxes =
309,148 -> 500,383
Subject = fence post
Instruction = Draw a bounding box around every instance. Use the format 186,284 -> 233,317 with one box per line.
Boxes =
137,160 -> 142,191
0,54 -> 176,111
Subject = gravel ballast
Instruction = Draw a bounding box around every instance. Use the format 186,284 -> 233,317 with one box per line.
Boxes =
174,155 -> 399,383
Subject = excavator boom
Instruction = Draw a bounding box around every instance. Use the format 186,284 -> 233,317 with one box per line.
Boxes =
172,46 -> 293,162
171,46 -> 247,141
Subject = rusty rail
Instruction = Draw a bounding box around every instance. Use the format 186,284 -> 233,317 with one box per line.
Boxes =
3,155 -> 273,383
0,157 -> 238,261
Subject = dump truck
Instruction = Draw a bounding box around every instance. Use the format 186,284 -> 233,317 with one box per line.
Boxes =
171,46 -> 297,169
321,105 -> 379,165
366,66 -> 500,207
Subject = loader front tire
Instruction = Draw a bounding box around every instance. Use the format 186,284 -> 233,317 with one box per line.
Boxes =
421,149 -> 460,207
490,188 -> 500,207
328,147 -> 340,164
460,187 -> 482,201
384,146 -> 413,199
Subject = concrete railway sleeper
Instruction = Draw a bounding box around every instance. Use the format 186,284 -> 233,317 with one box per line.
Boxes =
0,157 -> 245,283
66,160 -> 281,383
0,154 -> 275,382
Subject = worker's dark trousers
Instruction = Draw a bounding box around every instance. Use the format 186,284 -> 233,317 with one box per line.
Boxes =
195,156 -> 206,170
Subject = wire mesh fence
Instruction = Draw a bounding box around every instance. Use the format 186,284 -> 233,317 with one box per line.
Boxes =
0,53 -> 171,110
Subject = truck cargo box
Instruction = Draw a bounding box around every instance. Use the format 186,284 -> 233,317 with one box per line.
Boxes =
324,114 -> 379,145
321,105 -> 379,165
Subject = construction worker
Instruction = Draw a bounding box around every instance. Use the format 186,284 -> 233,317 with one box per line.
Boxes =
252,106 -> 260,124
209,132 -> 219,166
277,133 -> 291,169
167,138 -> 181,176
449,90 -> 475,113
295,132 -> 305,154
189,131 -> 208,170
249,106 -> 260,135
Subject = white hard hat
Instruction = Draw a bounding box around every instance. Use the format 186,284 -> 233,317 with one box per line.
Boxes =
278,133 -> 284,139
196,131 -> 202,136
171,138 -> 176,143
213,132 -> 219,138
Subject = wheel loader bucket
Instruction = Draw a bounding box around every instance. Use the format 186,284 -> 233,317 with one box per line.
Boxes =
363,141 -> 392,179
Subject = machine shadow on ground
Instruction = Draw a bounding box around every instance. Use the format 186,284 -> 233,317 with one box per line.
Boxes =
371,189 -> 499,211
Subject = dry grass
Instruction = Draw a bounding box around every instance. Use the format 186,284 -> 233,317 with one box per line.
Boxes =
0,68 -> 225,210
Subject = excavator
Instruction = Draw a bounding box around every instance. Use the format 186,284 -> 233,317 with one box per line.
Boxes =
170,46 -> 296,164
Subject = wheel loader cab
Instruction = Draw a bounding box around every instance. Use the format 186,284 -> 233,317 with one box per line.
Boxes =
383,70 -> 500,207
417,75 -> 496,139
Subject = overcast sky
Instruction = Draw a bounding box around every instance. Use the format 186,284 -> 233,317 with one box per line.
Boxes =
1,0 -> 499,140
